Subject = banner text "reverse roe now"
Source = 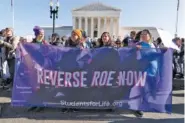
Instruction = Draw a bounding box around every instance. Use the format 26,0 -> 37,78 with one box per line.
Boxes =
37,69 -> 147,87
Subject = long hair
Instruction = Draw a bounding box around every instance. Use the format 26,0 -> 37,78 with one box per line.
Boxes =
135,31 -> 142,41
99,32 -> 112,47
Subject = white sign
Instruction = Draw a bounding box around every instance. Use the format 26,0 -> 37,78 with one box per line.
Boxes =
157,29 -> 180,51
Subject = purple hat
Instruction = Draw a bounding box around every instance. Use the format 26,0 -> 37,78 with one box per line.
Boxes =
33,26 -> 44,37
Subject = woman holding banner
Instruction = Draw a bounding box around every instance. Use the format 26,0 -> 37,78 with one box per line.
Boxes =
134,29 -> 159,117
65,29 -> 82,48
95,32 -> 113,48
27,26 -> 49,112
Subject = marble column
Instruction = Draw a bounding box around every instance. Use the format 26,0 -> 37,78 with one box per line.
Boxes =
110,18 -> 114,37
116,18 -> 120,38
91,17 -> 94,38
72,17 -> 76,30
104,17 -> 107,32
79,17 -> 82,29
98,17 -> 101,38
85,17 -> 88,34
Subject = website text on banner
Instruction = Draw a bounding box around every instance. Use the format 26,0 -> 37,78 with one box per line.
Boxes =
12,43 -> 172,113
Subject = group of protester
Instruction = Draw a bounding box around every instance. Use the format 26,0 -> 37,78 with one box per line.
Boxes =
0,26 -> 184,117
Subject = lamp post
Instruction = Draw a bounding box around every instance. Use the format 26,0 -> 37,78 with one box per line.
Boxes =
175,0 -> 180,37
50,0 -> 59,34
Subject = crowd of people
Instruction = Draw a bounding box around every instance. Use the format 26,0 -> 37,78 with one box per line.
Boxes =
0,26 -> 184,117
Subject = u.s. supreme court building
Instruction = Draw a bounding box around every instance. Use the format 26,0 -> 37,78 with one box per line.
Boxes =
42,2 -> 160,41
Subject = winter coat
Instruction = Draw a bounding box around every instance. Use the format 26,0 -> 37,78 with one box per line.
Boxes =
2,36 -> 20,60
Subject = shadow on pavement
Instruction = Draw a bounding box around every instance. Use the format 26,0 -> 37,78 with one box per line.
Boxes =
0,103 -> 135,120
172,93 -> 184,97
172,103 -> 184,115
0,89 -> 183,121
109,118 -> 184,123
0,89 -> 11,98
0,103 -> 184,123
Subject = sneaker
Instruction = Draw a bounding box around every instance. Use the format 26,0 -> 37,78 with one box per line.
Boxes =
106,109 -> 115,112
133,110 -> 143,118
3,80 -> 12,89
72,109 -> 79,112
27,107 -> 37,112
68,108 -> 79,112
0,82 -> 4,89
35,107 -> 45,112
6,87 -> 12,92
61,108 -> 69,113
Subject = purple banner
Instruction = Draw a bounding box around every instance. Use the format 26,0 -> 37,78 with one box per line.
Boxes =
11,43 -> 172,113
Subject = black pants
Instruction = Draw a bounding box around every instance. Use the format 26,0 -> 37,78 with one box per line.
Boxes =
7,58 -> 15,83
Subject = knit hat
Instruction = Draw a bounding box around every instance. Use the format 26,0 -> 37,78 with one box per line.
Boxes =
33,26 -> 44,37
73,29 -> 82,39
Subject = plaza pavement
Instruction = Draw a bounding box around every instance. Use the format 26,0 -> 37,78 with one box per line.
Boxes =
0,89 -> 184,123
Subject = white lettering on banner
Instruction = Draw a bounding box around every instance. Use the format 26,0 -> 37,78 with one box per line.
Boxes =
127,71 -> 133,86
58,72 -> 64,87
106,71 -> 115,86
117,71 -> 147,87
44,70 -> 50,85
50,71 -> 58,86
80,71 -> 87,87
91,71 -> 100,87
117,71 -> 126,86
37,69 -> 43,84
134,71 -> 147,87
36,68 -> 147,87
99,71 -> 108,86
91,71 -> 115,87
36,68 -> 87,87
64,72 -> 72,87
73,72 -> 80,87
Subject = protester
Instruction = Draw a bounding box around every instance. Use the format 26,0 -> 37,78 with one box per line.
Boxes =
27,26 -> 49,112
135,31 -> 142,41
0,29 -> 6,87
122,31 -> 136,47
134,29 -> 158,117
65,29 -> 82,47
62,29 -> 83,112
115,38 -> 122,48
1,24 -> 179,117
80,30 -> 92,48
32,26 -> 48,44
0,29 -> 6,38
181,38 -> 184,45
95,32 -> 113,47
173,37 -> 184,78
61,35 -> 67,46
0,28 -> 20,90
50,33 -> 63,47
154,37 -> 164,48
